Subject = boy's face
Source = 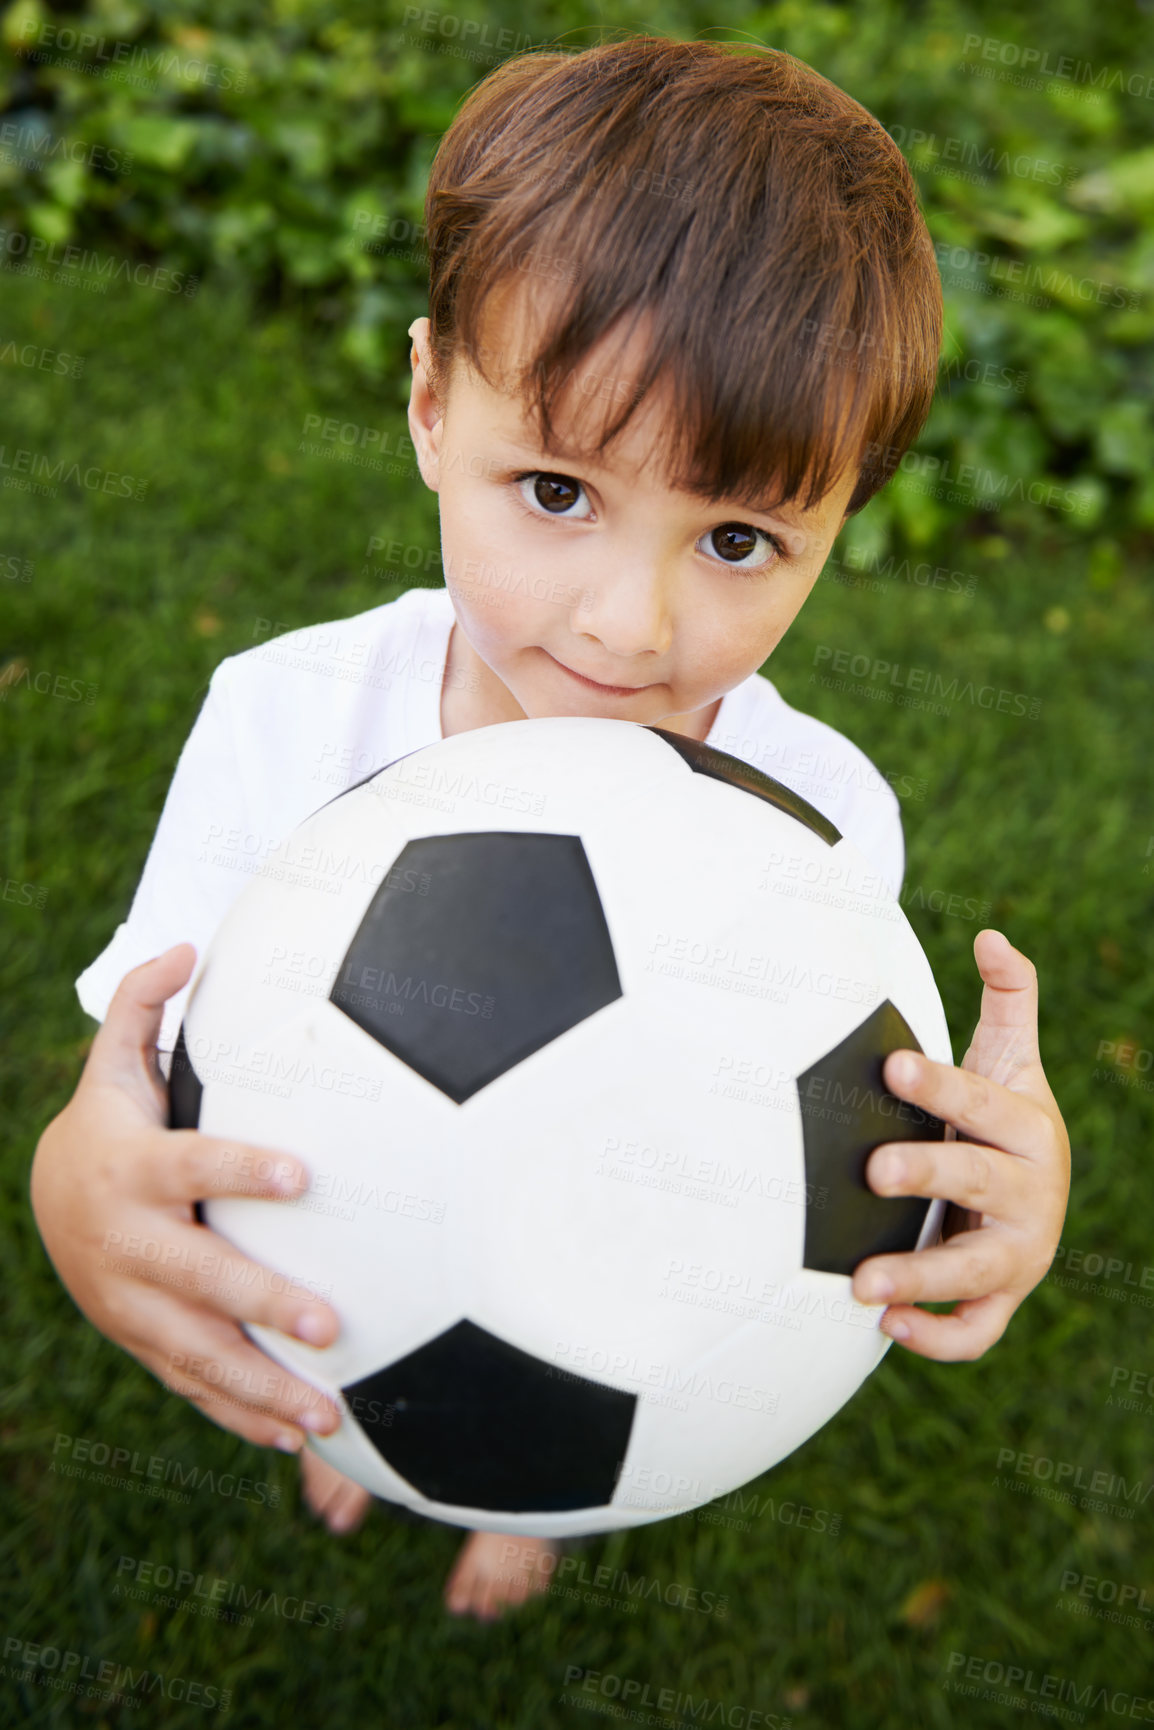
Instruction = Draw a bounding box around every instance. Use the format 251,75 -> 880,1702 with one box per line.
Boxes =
407,283 -> 858,737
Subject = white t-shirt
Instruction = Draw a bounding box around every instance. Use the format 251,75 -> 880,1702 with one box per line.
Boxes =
76,585 -> 906,1053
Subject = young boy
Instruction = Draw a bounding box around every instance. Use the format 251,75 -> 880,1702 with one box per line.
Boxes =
31,36 -> 1070,1624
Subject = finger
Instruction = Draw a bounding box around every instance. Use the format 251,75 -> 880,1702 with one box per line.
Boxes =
964,930 -> 1044,1083
864,1135 -> 1033,1220
876,1291 -> 1017,1362
165,1359 -> 336,1436
106,1213 -> 340,1348
972,929 -> 1039,1034
881,1049 -> 1047,1164
136,1297 -> 342,1432
141,1127 -> 309,1208
182,1386 -> 307,1456
852,1230 -> 1021,1306
87,944 -> 199,1082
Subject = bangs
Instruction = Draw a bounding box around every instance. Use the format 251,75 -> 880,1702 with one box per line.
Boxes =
425,37 -> 942,515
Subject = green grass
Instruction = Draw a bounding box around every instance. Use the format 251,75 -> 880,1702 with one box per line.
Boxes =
2,264 -> 1152,1730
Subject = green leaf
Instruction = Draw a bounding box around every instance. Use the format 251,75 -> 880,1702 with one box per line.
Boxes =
1129,468 -> 1154,528
267,119 -> 331,179
1063,475 -> 1109,527
2,0 -> 47,51
1096,402 -> 1154,477
113,115 -> 202,172
43,158 -> 87,210
1069,146 -> 1154,214
24,200 -> 72,244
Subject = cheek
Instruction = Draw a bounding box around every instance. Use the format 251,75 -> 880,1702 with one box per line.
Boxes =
688,604 -> 765,669
446,471 -> 510,535
449,573 -> 539,665
681,600 -> 787,692
450,580 -> 506,648
444,489 -> 527,587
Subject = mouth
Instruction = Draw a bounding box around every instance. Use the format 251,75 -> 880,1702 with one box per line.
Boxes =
546,652 -> 654,697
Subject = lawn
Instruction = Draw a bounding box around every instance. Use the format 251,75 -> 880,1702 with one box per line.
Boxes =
1,254 -> 1152,1729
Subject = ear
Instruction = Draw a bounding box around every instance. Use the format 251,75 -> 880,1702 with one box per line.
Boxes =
406,317 -> 443,494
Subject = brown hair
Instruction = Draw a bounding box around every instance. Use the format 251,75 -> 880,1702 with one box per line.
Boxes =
422,35 -> 942,518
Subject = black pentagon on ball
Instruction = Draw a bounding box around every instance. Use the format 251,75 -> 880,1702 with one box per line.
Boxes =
304,741 -> 430,818
798,1000 -> 947,1276
341,1318 -> 637,1513
167,1021 -> 204,1130
330,831 -> 622,1104
167,1023 -> 207,1224
647,726 -> 842,846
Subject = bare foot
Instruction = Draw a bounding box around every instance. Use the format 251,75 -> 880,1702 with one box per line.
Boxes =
299,1446 -> 372,1535
443,1530 -> 561,1620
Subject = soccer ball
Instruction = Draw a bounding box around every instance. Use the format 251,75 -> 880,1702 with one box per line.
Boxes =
169,718 -> 951,1538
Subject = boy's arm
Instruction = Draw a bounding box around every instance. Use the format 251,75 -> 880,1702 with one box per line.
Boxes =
33,945 -> 345,1452
852,928 -> 1071,1357
40,643 -> 364,1450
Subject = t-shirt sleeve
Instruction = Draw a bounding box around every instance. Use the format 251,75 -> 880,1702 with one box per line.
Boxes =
843,778 -> 905,903
74,660 -> 252,1054
716,679 -> 908,905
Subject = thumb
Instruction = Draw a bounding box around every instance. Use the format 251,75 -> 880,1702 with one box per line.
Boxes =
86,943 -> 199,1085
962,927 -> 1042,1085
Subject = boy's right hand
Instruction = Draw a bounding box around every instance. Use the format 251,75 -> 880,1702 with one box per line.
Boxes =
30,943 -> 343,1455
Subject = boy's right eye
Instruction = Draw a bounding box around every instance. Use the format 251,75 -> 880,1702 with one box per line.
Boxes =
509,470 -> 594,519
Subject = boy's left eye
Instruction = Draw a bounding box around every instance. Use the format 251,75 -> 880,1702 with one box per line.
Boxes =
508,471 -> 785,573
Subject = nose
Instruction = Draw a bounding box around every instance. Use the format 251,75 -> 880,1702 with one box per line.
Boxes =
571,567 -> 675,663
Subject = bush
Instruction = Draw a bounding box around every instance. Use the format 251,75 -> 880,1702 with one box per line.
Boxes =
1,0 -> 1151,553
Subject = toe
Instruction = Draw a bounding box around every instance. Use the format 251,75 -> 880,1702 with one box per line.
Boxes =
328,1484 -> 370,1535
442,1549 -> 474,1616
298,1449 -> 371,1534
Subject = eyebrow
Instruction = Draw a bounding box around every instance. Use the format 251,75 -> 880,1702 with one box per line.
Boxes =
491,435 -> 807,525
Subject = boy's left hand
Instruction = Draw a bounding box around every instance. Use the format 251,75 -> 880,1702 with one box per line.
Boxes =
850,927 -> 1070,1360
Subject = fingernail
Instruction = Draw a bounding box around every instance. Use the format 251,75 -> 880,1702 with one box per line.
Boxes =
879,1152 -> 905,1185
294,1310 -> 330,1345
273,1165 -> 303,1193
299,1408 -> 337,1434
882,1317 -> 911,1341
859,1274 -> 894,1302
888,1052 -> 918,1087
274,1432 -> 303,1453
